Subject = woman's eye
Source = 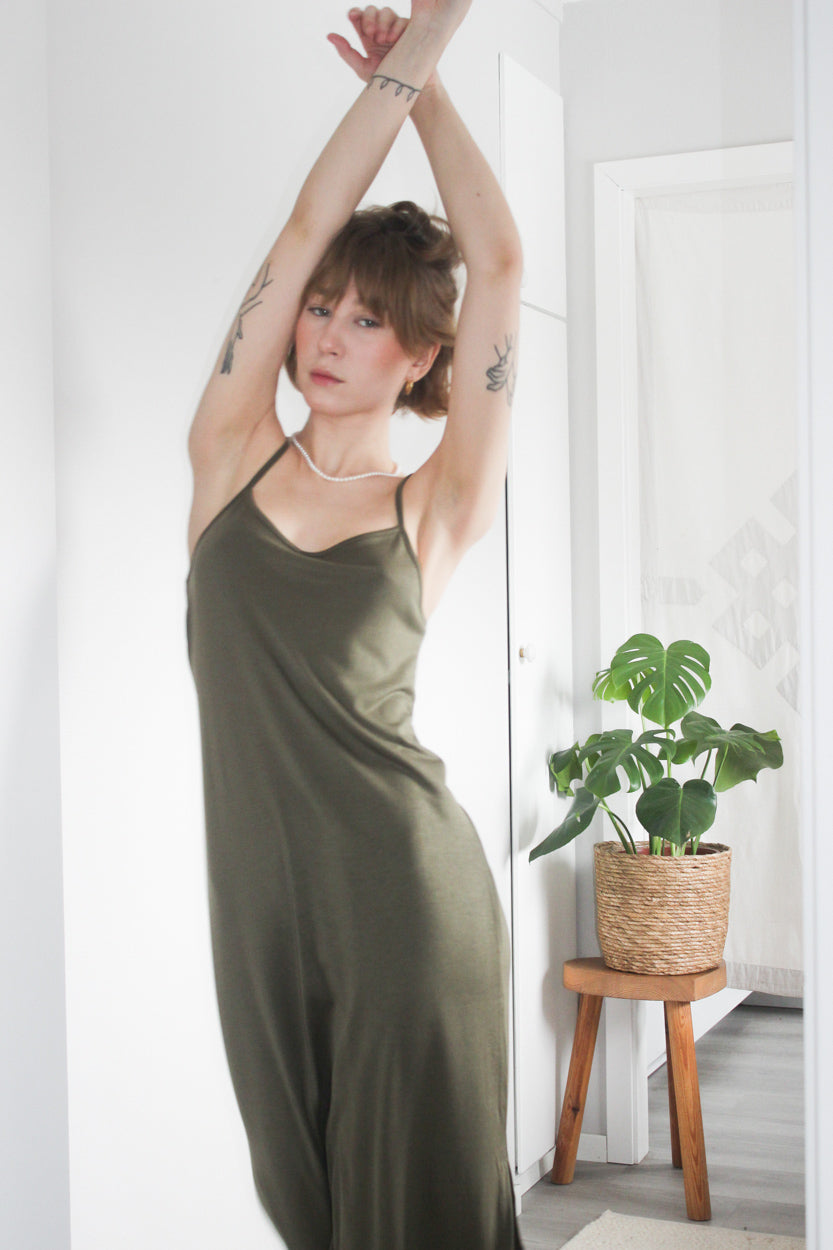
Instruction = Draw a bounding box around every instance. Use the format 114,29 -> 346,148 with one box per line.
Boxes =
308,304 -> 329,317
358,317 -> 380,328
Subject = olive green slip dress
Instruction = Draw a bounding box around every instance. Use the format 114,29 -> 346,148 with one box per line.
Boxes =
187,440 -> 522,1250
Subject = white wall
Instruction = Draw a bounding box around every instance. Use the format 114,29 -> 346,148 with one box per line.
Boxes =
560,0 -> 793,1136
36,2 -> 558,1247
0,4 -> 71,1250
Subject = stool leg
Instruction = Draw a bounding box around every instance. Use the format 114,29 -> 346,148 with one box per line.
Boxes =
552,993 -> 603,1185
665,1001 -> 711,1221
664,1006 -> 682,1169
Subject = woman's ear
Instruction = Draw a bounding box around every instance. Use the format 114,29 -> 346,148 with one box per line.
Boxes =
408,342 -> 442,384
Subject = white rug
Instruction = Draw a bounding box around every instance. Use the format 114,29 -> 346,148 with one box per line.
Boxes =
560,1210 -> 805,1250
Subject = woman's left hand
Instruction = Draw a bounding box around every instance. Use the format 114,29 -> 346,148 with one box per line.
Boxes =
328,7 -> 414,83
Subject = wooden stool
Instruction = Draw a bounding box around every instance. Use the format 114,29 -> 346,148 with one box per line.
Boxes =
552,956 -> 727,1221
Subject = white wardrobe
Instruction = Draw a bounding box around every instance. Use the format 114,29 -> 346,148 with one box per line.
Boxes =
390,56 -> 574,1191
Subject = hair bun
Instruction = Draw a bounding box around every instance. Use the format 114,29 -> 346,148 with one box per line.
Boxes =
390,201 -> 431,243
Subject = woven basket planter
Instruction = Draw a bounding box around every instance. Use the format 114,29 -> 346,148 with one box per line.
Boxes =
594,840 -> 731,975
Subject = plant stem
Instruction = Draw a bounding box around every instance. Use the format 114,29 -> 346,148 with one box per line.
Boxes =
713,748 -> 726,790
601,802 -> 637,854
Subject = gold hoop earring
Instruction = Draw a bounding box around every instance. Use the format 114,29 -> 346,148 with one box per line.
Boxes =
404,380 -> 414,396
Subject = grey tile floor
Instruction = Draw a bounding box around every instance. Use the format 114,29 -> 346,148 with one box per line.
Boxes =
518,1004 -> 805,1248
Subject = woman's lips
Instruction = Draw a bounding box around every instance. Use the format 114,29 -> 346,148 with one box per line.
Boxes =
310,370 -> 343,385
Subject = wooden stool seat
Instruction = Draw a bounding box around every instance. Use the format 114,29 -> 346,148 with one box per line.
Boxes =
553,956 -> 727,1222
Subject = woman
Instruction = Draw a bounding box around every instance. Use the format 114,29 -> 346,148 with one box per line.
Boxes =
187,4 -> 523,1247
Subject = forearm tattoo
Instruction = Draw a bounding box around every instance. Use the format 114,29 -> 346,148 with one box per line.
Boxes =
220,262 -> 274,375
485,335 -> 518,406
367,74 -> 421,102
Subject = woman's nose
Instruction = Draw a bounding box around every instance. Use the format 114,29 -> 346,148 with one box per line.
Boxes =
318,315 -> 344,354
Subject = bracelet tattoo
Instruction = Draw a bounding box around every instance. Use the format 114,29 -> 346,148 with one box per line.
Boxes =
220,262 -> 274,375
367,74 -> 421,102
485,335 -> 518,406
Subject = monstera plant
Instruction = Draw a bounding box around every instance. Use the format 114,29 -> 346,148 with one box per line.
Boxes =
529,633 -> 784,861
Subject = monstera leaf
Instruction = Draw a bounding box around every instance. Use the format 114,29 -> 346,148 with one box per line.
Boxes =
679,712 -> 784,791
593,634 -> 711,730
529,787 -> 600,861
578,728 -> 670,799
548,744 -> 583,796
592,665 -> 639,704
635,777 -> 717,847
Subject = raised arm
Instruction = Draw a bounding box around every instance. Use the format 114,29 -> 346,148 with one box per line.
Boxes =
188,3 -> 471,552
330,13 -> 523,610
408,76 -> 523,545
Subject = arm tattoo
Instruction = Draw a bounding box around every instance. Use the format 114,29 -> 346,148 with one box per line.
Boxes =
367,74 -> 421,102
485,335 -> 518,406
220,262 -> 274,375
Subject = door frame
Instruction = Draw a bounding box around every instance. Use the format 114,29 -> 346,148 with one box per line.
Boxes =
795,1 -> 833,1244
593,141 -> 793,1164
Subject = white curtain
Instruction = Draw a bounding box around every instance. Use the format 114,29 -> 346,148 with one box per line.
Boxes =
635,182 -> 801,996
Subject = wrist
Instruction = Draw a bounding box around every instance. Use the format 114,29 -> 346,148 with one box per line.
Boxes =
410,73 -> 447,123
406,10 -> 457,40
388,13 -> 454,68
418,71 -> 443,99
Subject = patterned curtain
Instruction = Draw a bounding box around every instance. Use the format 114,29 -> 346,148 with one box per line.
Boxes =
635,182 -> 801,996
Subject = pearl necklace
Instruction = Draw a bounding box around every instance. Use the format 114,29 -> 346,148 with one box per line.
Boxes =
290,436 -> 400,483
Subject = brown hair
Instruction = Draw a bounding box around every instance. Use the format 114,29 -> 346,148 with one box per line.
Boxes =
285,201 -> 461,419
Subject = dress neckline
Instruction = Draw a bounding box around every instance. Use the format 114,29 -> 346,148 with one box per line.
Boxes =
247,438 -> 411,558
246,489 -> 402,558
188,440 -> 420,599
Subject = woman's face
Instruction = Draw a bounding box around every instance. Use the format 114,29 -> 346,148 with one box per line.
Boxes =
293,279 -> 415,417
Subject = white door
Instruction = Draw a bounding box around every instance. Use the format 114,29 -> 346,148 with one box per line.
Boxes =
507,308 -> 576,1177
500,57 -> 575,1181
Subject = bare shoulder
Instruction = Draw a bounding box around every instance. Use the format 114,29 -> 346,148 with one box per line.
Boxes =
187,407 -> 285,558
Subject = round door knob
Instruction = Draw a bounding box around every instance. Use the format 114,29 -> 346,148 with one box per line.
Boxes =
519,644 -> 537,663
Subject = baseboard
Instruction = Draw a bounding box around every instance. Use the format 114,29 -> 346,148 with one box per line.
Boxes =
514,1147 -> 555,1198
576,1132 -> 607,1163
514,1132 -> 608,1206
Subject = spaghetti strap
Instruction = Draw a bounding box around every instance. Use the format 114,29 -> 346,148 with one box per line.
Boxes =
247,439 -> 291,491
394,474 -> 412,532
188,440 -> 291,574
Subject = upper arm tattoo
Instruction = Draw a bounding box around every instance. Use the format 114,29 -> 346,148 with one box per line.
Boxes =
220,262 -> 274,375
485,335 -> 518,407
